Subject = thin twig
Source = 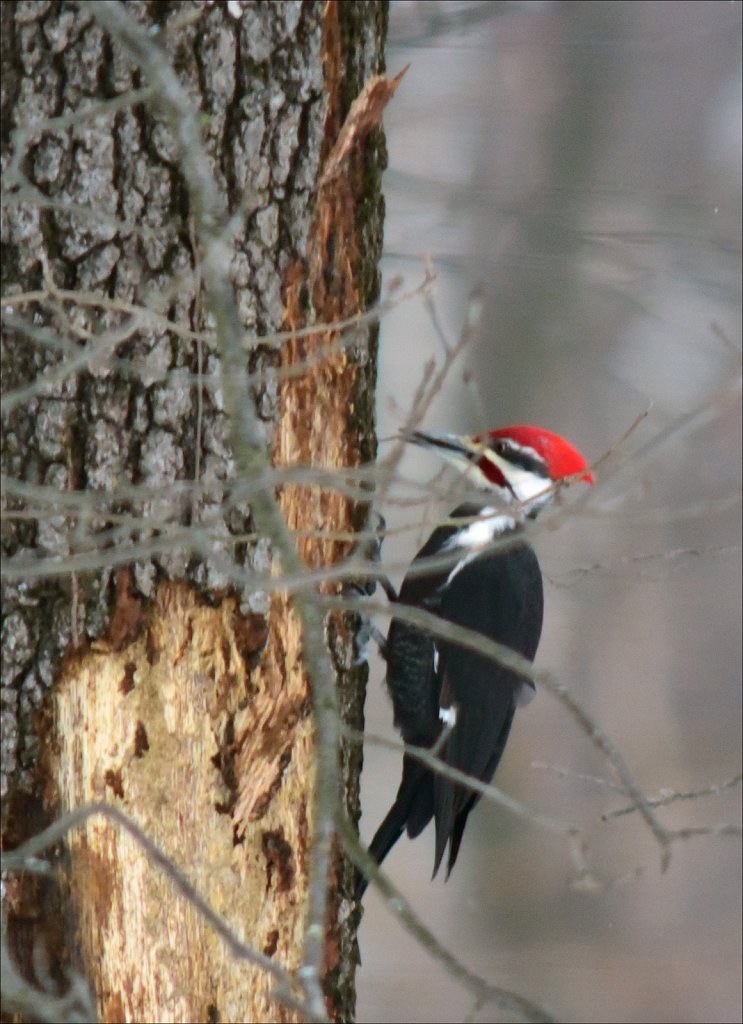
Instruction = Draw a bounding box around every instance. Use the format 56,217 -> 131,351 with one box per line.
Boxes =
335,814 -> 556,1024
602,773 -> 742,821
1,804 -> 321,1021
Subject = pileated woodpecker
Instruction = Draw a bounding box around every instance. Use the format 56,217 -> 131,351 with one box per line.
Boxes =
357,425 -> 593,899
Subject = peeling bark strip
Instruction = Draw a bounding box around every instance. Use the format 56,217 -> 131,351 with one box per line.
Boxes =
318,63 -> 408,190
244,2 -> 390,1017
275,23 -> 375,567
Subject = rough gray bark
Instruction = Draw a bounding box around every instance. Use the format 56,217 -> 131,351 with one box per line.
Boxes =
1,2 -> 387,1021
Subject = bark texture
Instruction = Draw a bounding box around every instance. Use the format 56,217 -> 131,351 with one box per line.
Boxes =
1,2 -> 387,1021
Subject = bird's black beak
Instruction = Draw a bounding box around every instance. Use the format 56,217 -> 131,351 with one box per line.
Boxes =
398,429 -> 482,467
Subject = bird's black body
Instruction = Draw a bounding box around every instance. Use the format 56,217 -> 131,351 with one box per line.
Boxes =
359,502 -> 544,895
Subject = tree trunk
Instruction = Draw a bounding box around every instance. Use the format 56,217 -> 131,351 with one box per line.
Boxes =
1,2 -> 388,1021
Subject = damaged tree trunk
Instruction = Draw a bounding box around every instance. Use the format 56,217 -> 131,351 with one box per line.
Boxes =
1,2 -> 388,1021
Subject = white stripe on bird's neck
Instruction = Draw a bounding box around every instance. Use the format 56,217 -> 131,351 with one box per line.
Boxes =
442,507 -> 515,551
441,507 -> 516,587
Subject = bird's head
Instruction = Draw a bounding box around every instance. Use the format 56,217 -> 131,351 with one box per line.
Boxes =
401,424 -> 594,514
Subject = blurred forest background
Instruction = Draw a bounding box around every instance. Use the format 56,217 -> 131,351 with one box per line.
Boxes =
357,2 -> 741,1022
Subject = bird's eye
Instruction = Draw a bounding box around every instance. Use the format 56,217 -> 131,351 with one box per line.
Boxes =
492,439 -> 510,456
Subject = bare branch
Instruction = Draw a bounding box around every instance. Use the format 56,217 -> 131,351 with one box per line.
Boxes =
602,773 -> 743,821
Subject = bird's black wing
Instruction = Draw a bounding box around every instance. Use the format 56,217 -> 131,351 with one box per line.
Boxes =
363,519 -> 469,883
432,539 -> 543,876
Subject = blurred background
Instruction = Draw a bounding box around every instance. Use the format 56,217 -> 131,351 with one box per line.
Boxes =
356,3 -> 741,1022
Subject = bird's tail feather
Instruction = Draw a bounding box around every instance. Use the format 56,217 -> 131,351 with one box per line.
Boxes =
355,758 -> 432,900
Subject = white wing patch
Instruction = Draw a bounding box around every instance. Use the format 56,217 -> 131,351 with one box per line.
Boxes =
439,705 -> 457,727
